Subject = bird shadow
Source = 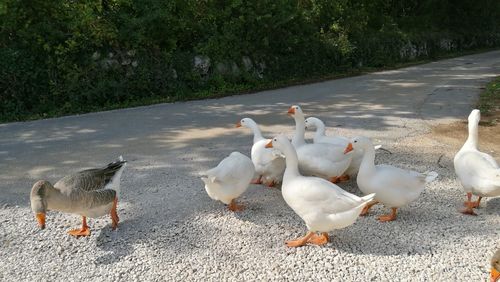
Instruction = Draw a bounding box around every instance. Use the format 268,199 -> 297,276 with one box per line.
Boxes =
93,216 -> 143,265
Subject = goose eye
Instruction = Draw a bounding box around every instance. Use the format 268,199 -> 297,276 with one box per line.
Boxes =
354,140 -> 357,143
273,138 -> 277,141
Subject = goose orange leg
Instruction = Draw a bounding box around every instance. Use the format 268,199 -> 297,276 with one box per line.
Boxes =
68,216 -> 91,237
461,193 -> 478,215
378,207 -> 398,222
463,193 -> 482,208
472,196 -> 482,208
266,180 -> 276,188
111,197 -> 119,230
492,266 -> 500,282
250,176 -> 262,184
228,199 -> 244,212
462,192 -> 473,207
331,175 -> 349,183
308,232 -> 329,245
360,201 -> 379,216
330,176 -> 341,183
285,231 -> 315,247
339,174 -> 350,182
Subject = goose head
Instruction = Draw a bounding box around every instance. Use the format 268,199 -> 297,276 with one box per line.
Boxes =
304,117 -> 323,130
287,105 -> 304,118
492,249 -> 500,282
235,117 -> 256,128
346,136 -> 373,154
30,180 -> 51,229
468,109 -> 480,125
265,135 -> 290,152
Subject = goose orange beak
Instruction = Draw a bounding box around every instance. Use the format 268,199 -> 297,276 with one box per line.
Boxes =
287,107 -> 295,115
344,143 -> 353,154
492,267 -> 500,282
36,212 -> 46,229
235,121 -> 242,128
265,140 -> 273,148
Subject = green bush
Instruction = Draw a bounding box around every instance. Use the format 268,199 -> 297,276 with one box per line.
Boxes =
1,0 -> 499,121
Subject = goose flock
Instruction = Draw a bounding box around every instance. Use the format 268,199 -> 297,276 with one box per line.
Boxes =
29,106 -> 499,280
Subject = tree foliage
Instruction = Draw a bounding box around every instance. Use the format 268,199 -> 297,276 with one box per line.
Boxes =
1,0 -> 499,121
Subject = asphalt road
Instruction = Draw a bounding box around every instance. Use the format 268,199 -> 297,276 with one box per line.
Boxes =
1,50 -> 499,281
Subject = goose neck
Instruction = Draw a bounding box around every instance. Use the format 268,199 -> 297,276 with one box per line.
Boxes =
45,184 -> 67,209
292,115 -> 306,147
464,120 -> 478,149
247,122 -> 265,143
282,142 -> 301,177
358,145 -> 376,176
314,123 -> 326,140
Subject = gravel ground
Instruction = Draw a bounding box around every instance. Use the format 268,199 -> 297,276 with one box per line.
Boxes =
1,51 -> 499,281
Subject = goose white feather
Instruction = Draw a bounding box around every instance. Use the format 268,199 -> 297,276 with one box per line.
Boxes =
288,106 -> 352,182
454,109 -> 500,214
236,118 -> 285,186
268,135 -> 375,247
104,155 -> 126,197
201,152 -> 255,208
305,117 -> 381,177
352,136 -> 437,221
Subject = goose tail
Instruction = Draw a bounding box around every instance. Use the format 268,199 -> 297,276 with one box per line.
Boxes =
352,193 -> 376,214
106,156 -> 127,197
201,177 -> 210,186
360,193 -> 376,204
200,167 -> 217,184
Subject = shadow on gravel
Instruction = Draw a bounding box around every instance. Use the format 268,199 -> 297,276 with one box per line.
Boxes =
93,216 -> 144,266
483,198 -> 500,215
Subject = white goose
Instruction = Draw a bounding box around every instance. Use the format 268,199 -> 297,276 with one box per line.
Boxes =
351,137 -> 438,221
288,105 -> 353,182
454,109 -> 500,215
236,118 -> 285,187
305,117 -> 349,146
201,152 -> 255,211
266,135 -> 375,247
30,157 -> 127,237
305,116 -> 380,177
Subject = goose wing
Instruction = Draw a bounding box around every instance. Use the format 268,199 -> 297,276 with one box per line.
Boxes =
294,177 -> 363,214
374,165 -> 425,190
54,159 -> 127,195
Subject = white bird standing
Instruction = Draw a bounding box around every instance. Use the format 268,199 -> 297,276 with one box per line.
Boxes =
305,116 -> 381,177
454,109 -> 500,215
305,117 -> 348,146
266,135 -> 375,247
350,137 -> 438,222
236,118 -> 285,187
201,152 -> 255,211
288,105 -> 353,183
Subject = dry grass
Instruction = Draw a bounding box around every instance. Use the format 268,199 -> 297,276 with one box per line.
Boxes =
431,77 -> 500,158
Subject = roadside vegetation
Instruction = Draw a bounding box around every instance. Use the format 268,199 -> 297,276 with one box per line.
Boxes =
478,76 -> 500,123
1,0 -> 500,122
478,76 -> 500,116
